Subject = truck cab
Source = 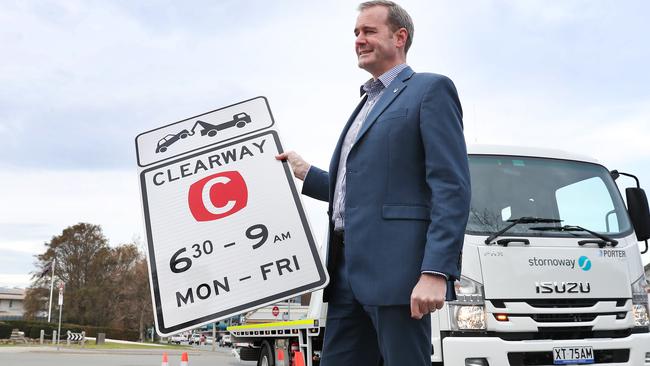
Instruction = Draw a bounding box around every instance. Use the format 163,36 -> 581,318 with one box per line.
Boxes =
436,145 -> 650,365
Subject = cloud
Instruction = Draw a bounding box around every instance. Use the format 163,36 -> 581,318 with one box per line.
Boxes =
1,0 -> 650,281
0,168 -> 142,247
464,95 -> 650,162
0,241 -> 45,255
0,274 -> 32,288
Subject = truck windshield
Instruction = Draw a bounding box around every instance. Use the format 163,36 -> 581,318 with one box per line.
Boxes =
466,155 -> 632,238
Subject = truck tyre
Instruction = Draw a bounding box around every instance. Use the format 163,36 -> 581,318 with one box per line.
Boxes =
258,342 -> 275,366
207,130 -> 217,137
240,347 -> 261,361
236,121 -> 246,128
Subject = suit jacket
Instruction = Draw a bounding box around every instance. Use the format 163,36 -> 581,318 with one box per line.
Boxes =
302,66 -> 471,305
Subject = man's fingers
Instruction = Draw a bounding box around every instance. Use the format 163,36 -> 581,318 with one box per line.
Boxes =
419,300 -> 430,317
410,297 -> 422,319
275,151 -> 310,180
411,296 -> 435,319
411,294 -> 446,319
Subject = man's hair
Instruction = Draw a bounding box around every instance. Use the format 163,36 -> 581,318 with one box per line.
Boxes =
358,1 -> 414,54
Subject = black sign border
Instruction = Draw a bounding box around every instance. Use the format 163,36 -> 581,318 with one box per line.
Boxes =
140,130 -> 328,335
135,96 -> 275,168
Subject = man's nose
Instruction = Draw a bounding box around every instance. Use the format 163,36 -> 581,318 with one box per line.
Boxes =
355,33 -> 366,46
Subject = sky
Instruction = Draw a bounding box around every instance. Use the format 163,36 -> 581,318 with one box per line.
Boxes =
1,0 -> 649,288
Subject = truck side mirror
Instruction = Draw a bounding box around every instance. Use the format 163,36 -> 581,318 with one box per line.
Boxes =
626,187 -> 650,241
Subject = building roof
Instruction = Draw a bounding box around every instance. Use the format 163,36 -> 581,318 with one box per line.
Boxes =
0,287 -> 26,300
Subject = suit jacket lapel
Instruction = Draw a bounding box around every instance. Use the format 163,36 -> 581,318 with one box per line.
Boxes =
353,67 -> 414,145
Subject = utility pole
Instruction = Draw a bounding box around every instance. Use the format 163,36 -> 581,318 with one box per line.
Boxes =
211,322 -> 216,351
56,282 -> 64,351
288,298 -> 291,320
47,258 -> 56,323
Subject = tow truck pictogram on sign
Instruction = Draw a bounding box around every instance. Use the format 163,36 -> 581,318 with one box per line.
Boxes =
155,113 -> 252,154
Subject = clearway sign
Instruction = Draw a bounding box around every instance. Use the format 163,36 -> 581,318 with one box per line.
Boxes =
136,97 -> 328,336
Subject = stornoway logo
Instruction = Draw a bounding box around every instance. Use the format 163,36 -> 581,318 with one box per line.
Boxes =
528,256 -> 592,271
578,256 -> 592,271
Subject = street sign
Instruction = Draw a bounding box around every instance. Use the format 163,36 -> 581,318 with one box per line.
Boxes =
57,283 -> 64,306
66,331 -> 85,342
136,97 -> 275,168
136,97 -> 328,336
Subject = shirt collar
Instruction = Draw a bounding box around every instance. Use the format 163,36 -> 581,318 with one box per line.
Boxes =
360,63 -> 408,97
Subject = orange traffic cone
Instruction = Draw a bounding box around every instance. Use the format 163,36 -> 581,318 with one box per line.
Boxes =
180,351 -> 189,366
293,351 -> 305,366
161,352 -> 169,366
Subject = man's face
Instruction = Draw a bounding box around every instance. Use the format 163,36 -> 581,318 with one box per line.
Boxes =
354,6 -> 402,77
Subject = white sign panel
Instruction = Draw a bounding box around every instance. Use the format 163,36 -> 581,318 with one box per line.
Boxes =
137,99 -> 328,336
136,97 -> 275,167
58,283 -> 64,306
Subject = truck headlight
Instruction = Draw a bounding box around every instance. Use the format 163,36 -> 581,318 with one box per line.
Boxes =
631,275 -> 650,327
449,276 -> 486,330
454,305 -> 486,330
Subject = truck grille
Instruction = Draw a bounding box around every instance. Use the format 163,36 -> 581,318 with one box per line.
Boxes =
508,312 -> 626,323
496,328 -> 631,341
490,298 -> 627,309
486,299 -> 632,339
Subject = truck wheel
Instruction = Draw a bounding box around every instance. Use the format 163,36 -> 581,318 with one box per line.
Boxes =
159,147 -> 167,153
258,342 -> 274,366
180,133 -> 188,139
207,130 -> 217,137
240,347 -> 261,361
236,121 -> 246,128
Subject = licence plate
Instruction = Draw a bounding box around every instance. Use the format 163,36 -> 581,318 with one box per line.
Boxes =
553,346 -> 594,365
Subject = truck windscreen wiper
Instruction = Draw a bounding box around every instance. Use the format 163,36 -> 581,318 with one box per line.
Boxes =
529,225 -> 618,247
484,217 -> 563,244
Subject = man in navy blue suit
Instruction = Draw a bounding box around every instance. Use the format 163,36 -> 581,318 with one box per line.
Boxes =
276,1 -> 470,365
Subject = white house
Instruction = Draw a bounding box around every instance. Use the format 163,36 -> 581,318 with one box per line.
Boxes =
0,287 -> 25,320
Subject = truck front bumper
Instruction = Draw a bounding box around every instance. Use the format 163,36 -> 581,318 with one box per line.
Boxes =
442,333 -> 650,365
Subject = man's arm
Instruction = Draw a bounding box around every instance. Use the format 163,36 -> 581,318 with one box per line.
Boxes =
276,151 -> 329,202
410,76 -> 471,319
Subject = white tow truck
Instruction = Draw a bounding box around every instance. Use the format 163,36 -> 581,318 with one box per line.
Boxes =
229,145 -> 650,366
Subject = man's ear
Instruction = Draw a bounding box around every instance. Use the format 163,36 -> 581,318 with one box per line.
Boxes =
394,28 -> 408,49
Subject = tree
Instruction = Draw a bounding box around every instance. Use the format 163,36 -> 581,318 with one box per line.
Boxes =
104,244 -> 154,340
24,223 -> 154,335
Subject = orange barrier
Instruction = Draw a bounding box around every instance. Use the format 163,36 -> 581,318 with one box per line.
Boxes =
161,352 -> 169,366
